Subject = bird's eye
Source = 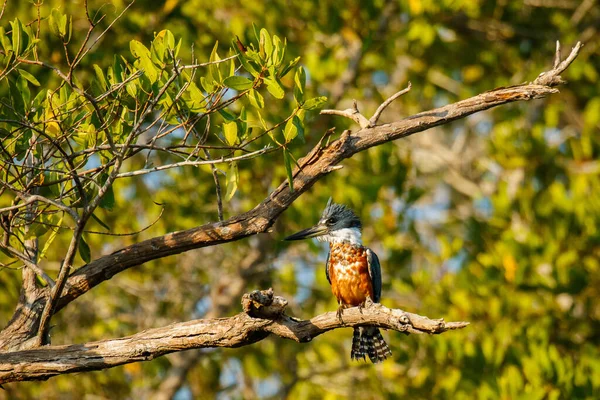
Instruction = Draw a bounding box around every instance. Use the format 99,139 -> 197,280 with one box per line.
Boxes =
327,217 -> 337,225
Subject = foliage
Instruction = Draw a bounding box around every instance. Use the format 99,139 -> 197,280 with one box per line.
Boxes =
0,0 -> 599,399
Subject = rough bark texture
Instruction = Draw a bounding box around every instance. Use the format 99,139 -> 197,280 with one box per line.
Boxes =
0,289 -> 468,384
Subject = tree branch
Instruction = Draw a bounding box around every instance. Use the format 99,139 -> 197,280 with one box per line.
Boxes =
0,40 -> 582,351
0,289 -> 468,384
58,46 -> 580,312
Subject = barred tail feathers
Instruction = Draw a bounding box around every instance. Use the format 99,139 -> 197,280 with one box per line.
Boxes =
351,326 -> 391,363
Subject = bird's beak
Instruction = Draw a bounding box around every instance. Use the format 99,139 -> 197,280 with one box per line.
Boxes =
284,223 -> 328,241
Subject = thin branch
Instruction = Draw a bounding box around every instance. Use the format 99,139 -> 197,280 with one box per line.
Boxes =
205,149 -> 224,222
0,289 -> 468,384
322,81 -> 412,129
179,54 -> 238,69
533,41 -> 583,86
321,100 -> 371,129
35,224 -> 84,345
115,146 -> 274,179
0,195 -> 79,222
0,244 -> 55,288
369,82 -> 412,126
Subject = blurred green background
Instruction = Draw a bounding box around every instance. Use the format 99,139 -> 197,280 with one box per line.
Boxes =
1,0 -> 599,398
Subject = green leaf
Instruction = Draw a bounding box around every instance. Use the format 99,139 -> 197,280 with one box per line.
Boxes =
138,56 -> 158,83
39,214 -> 63,260
272,35 -> 284,65
209,41 -> 222,83
294,66 -> 306,103
49,10 -> 67,37
279,56 -> 300,78
223,121 -> 238,146
9,19 -> 23,56
247,89 -> 264,109
223,75 -> 254,90
218,108 -> 237,121
224,162 -> 239,201
151,30 -> 175,64
91,213 -> 111,231
0,27 -> 11,53
17,69 -> 40,86
99,172 -> 115,211
237,53 -> 260,77
66,15 -> 73,42
284,115 -> 304,143
78,235 -> 91,263
8,78 -> 25,115
265,77 -> 284,99
260,29 -> 273,63
239,106 -> 248,136
200,76 -> 216,92
283,149 -> 294,193
302,96 -> 327,111
185,82 -> 206,112
16,75 -> 30,106
93,64 -> 107,91
130,40 -> 151,59
113,54 -> 124,84
126,80 -> 137,98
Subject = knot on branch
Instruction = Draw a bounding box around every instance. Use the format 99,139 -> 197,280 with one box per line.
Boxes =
242,288 -> 288,319
533,41 -> 583,87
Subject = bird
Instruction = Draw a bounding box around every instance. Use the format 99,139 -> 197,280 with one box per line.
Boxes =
285,198 -> 392,363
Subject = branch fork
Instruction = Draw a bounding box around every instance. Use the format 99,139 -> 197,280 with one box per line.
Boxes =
533,41 -> 583,86
321,82 -> 412,128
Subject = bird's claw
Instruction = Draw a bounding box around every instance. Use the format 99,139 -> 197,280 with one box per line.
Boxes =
336,305 -> 345,322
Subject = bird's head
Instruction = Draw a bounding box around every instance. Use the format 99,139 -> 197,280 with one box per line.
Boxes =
284,198 -> 362,245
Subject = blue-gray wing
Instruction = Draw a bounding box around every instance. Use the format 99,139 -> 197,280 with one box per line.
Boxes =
325,251 -> 331,285
366,248 -> 382,303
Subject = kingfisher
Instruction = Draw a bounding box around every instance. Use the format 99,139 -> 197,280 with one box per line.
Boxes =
285,198 -> 392,363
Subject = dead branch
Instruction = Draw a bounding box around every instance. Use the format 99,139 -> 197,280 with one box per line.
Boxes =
0,289 -> 468,384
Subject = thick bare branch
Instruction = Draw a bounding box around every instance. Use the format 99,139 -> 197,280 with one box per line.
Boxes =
0,290 -> 468,384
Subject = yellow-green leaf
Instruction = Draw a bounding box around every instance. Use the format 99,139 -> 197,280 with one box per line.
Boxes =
265,78 -> 284,99
18,69 -> 40,86
302,96 -> 327,111
223,75 -> 254,90
223,121 -> 238,146
225,162 -> 239,201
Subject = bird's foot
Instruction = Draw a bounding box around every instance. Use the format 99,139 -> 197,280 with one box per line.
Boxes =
364,296 -> 375,308
336,305 -> 345,322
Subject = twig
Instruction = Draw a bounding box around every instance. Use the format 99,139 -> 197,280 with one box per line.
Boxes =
115,146 -> 274,179
179,54 -> 238,69
0,195 -> 79,222
0,244 -> 55,287
321,100 -> 371,129
369,82 -> 412,126
322,82 -> 412,129
533,41 -> 583,86
205,149 -> 224,221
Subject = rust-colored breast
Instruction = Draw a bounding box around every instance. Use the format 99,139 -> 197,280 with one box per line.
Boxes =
328,243 -> 373,307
